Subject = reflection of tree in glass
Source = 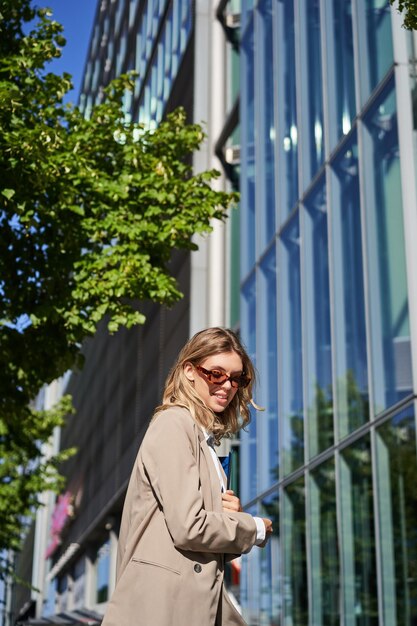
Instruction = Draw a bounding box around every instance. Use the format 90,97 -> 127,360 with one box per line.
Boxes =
338,369 -> 370,434
312,370 -> 369,456
313,382 -> 334,453
377,414 -> 417,623
283,411 -> 304,474
262,492 -> 279,532
283,479 -> 308,626
342,439 -> 378,624
259,492 -> 281,626
310,459 -> 340,625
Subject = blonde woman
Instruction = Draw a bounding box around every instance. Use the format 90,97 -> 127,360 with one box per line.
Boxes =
102,327 -> 273,626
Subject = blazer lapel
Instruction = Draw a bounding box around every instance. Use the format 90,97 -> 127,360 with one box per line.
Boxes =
197,428 -> 223,513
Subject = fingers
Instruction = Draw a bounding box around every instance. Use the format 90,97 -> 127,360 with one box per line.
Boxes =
221,490 -> 242,513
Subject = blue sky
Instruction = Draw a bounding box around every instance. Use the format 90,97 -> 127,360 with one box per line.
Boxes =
39,0 -> 98,104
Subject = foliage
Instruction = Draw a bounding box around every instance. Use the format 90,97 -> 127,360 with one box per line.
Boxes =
0,397 -> 76,553
0,0 -> 237,572
391,0 -> 417,29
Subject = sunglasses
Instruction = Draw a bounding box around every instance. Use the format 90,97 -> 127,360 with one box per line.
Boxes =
195,365 -> 251,389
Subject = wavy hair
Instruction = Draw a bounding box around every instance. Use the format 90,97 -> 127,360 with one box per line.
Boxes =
156,327 -> 258,442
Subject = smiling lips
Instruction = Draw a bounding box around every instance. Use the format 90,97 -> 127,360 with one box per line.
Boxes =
213,393 -> 229,405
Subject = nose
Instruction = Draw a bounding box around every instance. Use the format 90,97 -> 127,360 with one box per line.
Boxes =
221,378 -> 232,390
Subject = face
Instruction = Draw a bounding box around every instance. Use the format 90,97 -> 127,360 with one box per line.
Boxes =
184,351 -> 243,414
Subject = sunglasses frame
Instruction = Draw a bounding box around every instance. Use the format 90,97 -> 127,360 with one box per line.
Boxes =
195,365 -> 251,389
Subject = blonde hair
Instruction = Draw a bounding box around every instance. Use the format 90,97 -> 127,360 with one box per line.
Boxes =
156,327 -> 257,442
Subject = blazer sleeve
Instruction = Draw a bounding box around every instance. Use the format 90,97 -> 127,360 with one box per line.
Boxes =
140,408 -> 257,555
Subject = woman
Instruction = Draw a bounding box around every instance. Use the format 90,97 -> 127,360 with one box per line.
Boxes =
102,327 -> 273,626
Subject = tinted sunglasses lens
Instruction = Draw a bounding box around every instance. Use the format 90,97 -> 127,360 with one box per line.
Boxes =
209,371 -> 228,384
229,376 -> 250,388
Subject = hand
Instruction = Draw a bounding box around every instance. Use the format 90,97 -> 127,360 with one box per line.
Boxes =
257,518 -> 273,548
222,489 -> 242,513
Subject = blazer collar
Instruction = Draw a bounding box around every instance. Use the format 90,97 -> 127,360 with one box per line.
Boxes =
197,427 -> 223,513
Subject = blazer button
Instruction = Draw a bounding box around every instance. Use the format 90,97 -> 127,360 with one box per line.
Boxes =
194,564 -> 202,573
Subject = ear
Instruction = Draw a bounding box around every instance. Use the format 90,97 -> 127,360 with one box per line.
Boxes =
183,362 -> 195,382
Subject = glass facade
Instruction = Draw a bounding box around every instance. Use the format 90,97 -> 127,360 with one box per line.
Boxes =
96,539 -> 111,604
79,0 -> 193,127
239,1 -> 417,624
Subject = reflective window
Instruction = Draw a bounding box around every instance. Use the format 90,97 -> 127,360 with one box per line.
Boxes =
356,0 -> 394,104
229,46 -> 240,108
240,504 -> 260,621
240,274 -> 257,503
279,214 -> 304,475
326,0 -> 356,148
73,558 -> 86,609
242,0 -> 254,31
133,0 -> 192,127
276,0 -> 298,221
330,135 -> 369,438
129,0 -> 139,28
257,0 -> 276,247
241,493 -> 281,624
57,575 -> 69,612
361,78 -> 412,414
229,203 -> 240,329
303,178 -> 333,458
96,539 -> 110,603
259,491 -> 281,624
115,0 -> 124,35
376,404 -> 417,625
339,436 -> 378,624
241,18 -> 256,275
258,247 -> 279,489
309,458 -> 340,625
283,477 -> 308,625
299,0 -> 324,185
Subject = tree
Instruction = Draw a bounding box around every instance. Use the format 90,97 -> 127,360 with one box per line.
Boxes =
390,0 -> 417,29
0,0 -> 237,576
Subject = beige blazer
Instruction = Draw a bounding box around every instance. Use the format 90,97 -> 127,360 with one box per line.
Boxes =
101,406 -> 257,626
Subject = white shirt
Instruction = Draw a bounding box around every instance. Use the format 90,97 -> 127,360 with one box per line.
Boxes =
202,429 -> 266,547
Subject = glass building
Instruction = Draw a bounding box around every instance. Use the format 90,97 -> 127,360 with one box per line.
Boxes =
80,0 -> 193,126
8,1 -> 417,625
239,1 -> 417,624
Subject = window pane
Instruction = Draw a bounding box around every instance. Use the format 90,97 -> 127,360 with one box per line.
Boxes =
96,539 -> 110,603
276,0 -> 298,221
240,504 -> 260,623
259,490 -> 281,624
229,201 -> 240,328
309,458 -> 340,625
241,18 -> 256,275
240,274 -> 257,502
283,477 -> 308,625
330,135 -> 369,438
362,78 -> 412,414
258,247 -> 279,489
299,0 -> 324,185
357,0 -> 394,105
279,214 -> 304,475
376,404 -> 417,625
339,436 -> 378,624
326,0 -> 356,148
241,492 -> 281,625
73,558 -> 86,609
257,0 -> 276,247
303,178 -> 333,458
